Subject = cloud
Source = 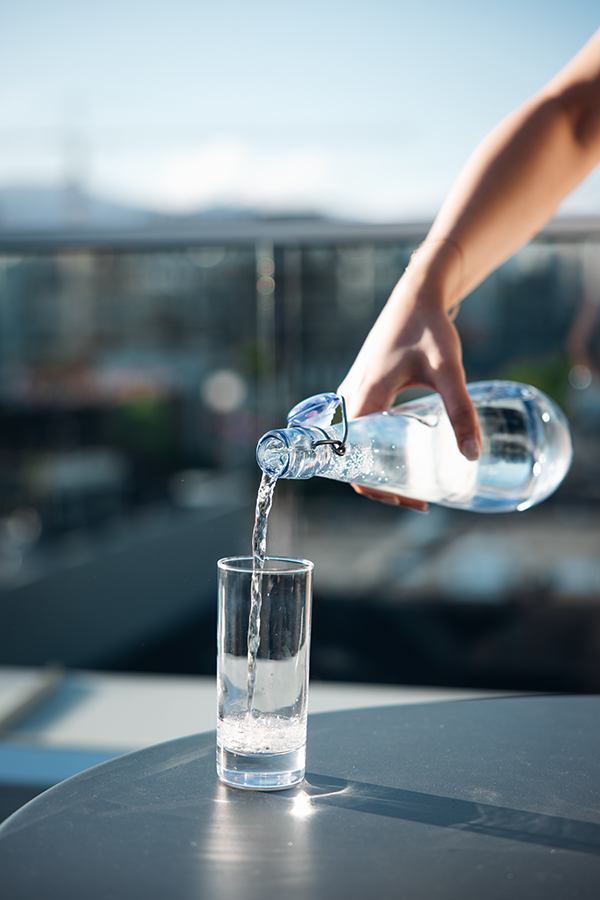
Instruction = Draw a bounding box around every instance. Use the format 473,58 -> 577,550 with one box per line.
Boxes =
155,137 -> 331,212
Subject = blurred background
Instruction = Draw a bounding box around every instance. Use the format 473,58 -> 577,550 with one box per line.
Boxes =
1,0 -> 600,692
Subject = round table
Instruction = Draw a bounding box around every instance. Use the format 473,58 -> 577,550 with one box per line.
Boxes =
2,696 -> 600,899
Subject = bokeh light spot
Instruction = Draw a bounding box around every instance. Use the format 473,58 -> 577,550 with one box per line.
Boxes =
201,370 -> 247,413
569,365 -> 592,390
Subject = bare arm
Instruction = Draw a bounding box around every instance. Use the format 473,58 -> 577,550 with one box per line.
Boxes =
430,28 -> 600,300
338,28 -> 600,508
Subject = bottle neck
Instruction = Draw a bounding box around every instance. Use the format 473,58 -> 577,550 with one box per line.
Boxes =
256,426 -> 335,479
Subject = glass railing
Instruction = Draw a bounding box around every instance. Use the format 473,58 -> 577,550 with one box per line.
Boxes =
1,217 -> 599,690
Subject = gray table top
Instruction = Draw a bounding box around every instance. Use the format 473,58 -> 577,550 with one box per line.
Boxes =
1,695 -> 600,900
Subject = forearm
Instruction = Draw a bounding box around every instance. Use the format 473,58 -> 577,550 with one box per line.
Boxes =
415,29 -> 600,310
338,29 -> 600,478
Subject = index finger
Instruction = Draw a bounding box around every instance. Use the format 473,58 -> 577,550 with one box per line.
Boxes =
435,363 -> 481,460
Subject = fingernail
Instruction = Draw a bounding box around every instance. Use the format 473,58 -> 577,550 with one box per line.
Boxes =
461,438 -> 480,461
409,506 -> 429,515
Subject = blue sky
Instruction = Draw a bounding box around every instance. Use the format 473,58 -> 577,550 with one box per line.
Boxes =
1,0 -> 599,220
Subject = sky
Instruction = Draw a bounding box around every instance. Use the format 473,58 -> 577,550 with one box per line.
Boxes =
1,0 -> 599,221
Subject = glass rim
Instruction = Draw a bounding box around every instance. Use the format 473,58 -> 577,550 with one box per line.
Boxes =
217,555 -> 314,574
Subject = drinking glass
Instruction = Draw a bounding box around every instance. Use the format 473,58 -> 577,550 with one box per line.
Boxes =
216,556 -> 314,790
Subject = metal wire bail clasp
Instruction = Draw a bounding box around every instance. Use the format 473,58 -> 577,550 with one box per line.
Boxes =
311,395 -> 348,456
286,392 -> 349,456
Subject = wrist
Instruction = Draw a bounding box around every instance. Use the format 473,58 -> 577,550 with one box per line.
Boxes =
403,236 -> 464,315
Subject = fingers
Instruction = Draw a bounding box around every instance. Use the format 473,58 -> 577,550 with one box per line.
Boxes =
436,362 -> 481,460
338,276 -> 481,463
352,484 -> 429,513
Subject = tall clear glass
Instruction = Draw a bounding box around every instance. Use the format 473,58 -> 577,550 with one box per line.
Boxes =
216,556 -> 314,790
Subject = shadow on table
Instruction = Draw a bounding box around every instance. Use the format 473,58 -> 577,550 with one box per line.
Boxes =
303,773 -> 600,856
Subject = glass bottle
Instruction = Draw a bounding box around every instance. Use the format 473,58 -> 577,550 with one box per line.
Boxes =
255,381 -> 573,513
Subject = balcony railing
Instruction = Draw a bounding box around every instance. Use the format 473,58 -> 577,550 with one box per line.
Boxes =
1,215 -> 600,690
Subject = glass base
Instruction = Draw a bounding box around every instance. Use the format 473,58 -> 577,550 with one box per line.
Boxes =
216,744 -> 305,791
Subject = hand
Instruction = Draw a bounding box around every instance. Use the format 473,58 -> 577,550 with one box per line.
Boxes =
337,259 -> 481,509
350,484 -> 430,513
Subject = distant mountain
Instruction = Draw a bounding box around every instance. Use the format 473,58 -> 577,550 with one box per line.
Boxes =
0,185 -> 331,235
0,185 -> 161,232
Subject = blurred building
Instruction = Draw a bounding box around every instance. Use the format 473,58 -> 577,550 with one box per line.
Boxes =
0,213 -> 600,690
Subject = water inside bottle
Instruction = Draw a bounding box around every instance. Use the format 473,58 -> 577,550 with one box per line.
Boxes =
273,382 -> 573,513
